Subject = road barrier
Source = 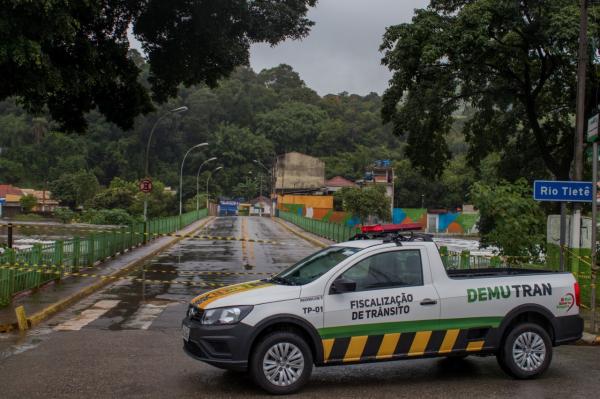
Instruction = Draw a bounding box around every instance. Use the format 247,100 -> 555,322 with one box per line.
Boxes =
0,209 -> 208,307
278,211 -> 360,243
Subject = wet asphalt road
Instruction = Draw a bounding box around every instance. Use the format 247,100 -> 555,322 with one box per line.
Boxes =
0,216 -> 599,398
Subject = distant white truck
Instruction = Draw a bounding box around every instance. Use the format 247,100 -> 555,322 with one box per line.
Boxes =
182,229 -> 583,394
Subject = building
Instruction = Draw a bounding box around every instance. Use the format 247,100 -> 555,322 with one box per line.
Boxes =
20,189 -> 59,213
274,152 -> 325,194
325,176 -> 357,194
250,196 -> 271,216
0,185 -> 60,217
0,184 -> 23,218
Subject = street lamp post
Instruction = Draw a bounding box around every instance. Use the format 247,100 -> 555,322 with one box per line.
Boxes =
179,143 -> 209,227
143,106 -> 188,223
206,166 -> 224,210
253,159 -> 274,217
196,157 -> 217,216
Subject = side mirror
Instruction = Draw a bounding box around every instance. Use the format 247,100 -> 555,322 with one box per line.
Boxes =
330,277 -> 356,294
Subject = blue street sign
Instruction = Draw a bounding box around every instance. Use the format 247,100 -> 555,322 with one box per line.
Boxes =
533,180 -> 593,202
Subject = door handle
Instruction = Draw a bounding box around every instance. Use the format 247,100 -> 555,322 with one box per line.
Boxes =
420,298 -> 438,306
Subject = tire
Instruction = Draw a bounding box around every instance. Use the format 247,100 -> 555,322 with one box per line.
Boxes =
496,322 -> 553,379
249,331 -> 313,395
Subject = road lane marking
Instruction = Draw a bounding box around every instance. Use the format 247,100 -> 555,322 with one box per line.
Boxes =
54,300 -> 120,331
121,303 -> 171,330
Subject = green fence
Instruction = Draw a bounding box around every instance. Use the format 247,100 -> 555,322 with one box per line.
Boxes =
0,209 -> 208,307
278,210 -> 360,243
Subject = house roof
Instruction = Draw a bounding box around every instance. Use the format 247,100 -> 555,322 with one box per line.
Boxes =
325,176 -> 357,188
0,184 -> 23,198
251,195 -> 271,204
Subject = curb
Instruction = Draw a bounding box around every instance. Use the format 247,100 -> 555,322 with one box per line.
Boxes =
273,217 -> 328,248
575,332 -> 600,346
0,217 -> 215,332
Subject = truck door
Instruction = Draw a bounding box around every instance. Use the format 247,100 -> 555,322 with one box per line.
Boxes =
322,248 -> 440,363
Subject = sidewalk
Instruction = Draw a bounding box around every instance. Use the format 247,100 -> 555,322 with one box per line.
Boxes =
274,217 -> 334,248
0,217 -> 215,332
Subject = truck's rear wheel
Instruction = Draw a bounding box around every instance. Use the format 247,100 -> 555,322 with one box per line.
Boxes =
497,323 -> 552,379
250,331 -> 313,394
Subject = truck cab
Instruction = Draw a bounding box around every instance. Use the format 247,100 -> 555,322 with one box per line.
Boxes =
182,232 -> 583,394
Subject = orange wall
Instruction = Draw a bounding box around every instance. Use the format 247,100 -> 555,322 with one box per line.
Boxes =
277,195 -> 333,209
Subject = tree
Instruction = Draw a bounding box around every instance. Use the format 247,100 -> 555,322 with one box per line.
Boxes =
381,1 -> 599,179
49,171 -> 99,209
470,179 -> 546,258
20,194 -> 37,213
53,207 -> 75,224
89,178 -> 138,212
0,1 -> 317,131
256,102 -> 328,154
338,185 -> 391,224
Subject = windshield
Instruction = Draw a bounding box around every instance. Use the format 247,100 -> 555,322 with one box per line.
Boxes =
273,246 -> 362,285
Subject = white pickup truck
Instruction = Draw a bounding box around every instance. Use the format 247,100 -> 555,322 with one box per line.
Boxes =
182,233 -> 583,394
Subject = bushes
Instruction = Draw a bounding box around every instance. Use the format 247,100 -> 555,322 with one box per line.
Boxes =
54,207 -> 75,223
79,209 -> 138,225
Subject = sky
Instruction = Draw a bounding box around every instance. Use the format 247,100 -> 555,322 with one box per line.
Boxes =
249,0 -> 429,96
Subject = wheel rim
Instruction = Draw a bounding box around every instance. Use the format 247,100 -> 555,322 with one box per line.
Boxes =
512,331 -> 546,372
262,342 -> 304,387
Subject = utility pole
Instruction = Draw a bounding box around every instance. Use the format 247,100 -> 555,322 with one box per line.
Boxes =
571,0 -> 588,277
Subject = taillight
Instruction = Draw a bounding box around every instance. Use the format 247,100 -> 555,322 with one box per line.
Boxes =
574,282 -> 581,307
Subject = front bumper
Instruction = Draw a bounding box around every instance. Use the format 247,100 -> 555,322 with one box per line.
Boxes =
181,316 -> 254,371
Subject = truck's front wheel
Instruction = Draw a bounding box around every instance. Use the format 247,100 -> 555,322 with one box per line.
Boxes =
250,331 -> 313,394
497,323 -> 552,379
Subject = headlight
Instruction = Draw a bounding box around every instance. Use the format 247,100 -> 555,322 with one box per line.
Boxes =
201,305 -> 253,325
187,305 -> 199,319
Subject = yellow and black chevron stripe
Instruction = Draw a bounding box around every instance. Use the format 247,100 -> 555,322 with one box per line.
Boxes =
321,328 -> 491,364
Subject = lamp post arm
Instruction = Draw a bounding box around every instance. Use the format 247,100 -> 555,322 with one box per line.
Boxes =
145,113 -> 169,177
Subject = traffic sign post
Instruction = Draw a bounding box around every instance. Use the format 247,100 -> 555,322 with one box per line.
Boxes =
139,178 -> 153,194
533,180 -> 593,274
587,113 -> 599,143
533,180 -> 593,202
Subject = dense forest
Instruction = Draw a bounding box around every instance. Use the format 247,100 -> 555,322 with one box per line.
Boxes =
0,54 -> 478,214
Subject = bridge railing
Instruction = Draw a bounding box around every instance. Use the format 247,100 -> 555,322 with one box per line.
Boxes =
0,209 -> 208,307
278,210 -> 360,243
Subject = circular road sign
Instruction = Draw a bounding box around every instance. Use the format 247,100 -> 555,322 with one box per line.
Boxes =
139,178 -> 153,193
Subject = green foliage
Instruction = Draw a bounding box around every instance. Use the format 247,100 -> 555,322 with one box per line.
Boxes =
381,0 -> 599,180
184,194 -> 208,212
89,177 -> 177,218
394,157 -> 475,209
79,209 -> 136,226
19,194 -> 37,213
338,185 -> 391,224
470,179 -> 546,258
49,170 -> 100,209
0,64 -> 410,207
89,178 -> 138,211
256,102 -> 328,154
53,207 -> 75,224
0,1 -> 317,131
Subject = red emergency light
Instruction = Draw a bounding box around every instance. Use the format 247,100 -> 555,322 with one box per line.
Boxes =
361,223 -> 422,233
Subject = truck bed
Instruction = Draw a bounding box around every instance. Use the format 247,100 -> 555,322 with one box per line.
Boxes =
447,268 -> 564,279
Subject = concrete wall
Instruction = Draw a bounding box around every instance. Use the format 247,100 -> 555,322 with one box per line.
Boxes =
275,152 -> 325,190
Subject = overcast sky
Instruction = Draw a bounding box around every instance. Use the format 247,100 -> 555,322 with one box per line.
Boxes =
250,0 -> 429,96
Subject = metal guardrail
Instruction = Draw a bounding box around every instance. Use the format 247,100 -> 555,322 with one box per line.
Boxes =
278,210 -> 360,243
0,209 -> 208,307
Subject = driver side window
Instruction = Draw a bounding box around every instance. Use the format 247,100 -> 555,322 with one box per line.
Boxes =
340,250 -> 423,291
